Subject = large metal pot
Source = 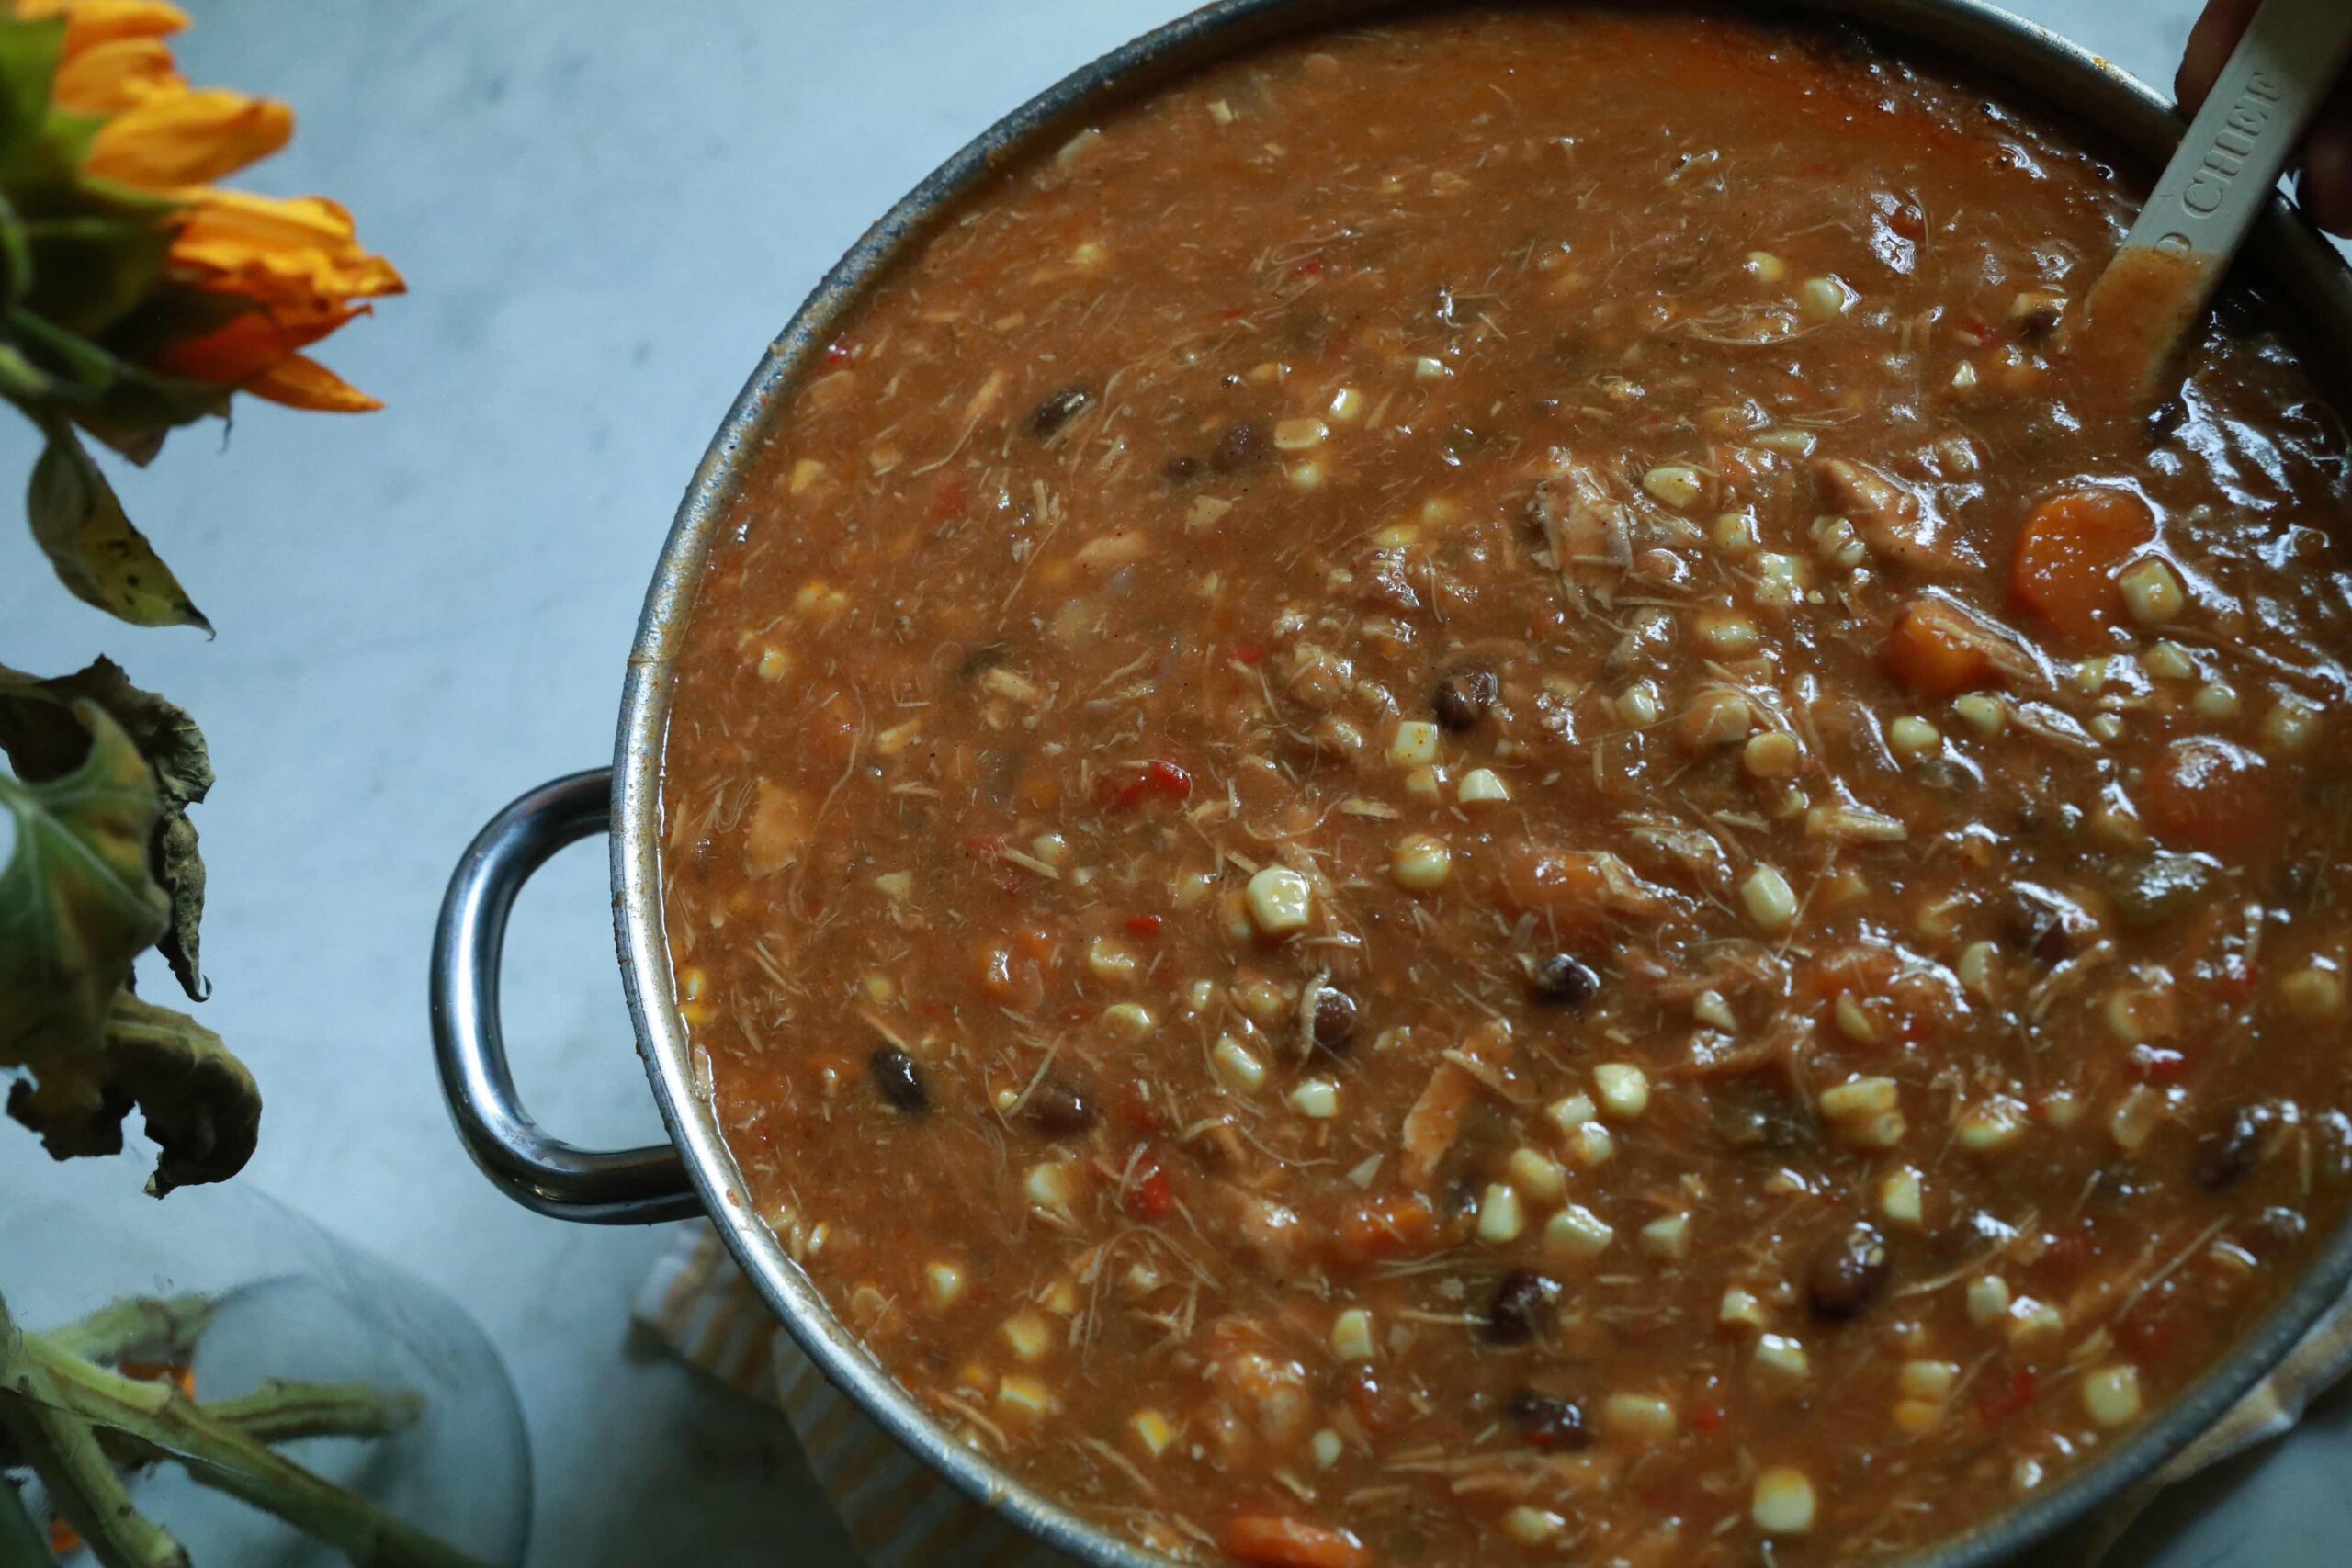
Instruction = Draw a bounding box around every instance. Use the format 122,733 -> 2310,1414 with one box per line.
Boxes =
429,3 -> 2352,1562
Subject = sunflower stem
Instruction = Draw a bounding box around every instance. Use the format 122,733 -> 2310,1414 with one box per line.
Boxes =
40,1295 -> 212,1368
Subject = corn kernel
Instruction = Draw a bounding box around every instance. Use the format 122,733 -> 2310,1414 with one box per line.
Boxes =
1288,1077 -> 1340,1119
997,1374 -> 1055,1418
1741,865 -> 1799,931
1412,355 -> 1451,380
2082,1364 -> 2143,1428
1893,1396 -> 1944,1434
1544,1203 -> 1614,1262
1639,1213 -> 1690,1258
1456,768 -> 1511,807
1617,679 -> 1663,727
1507,1146 -> 1567,1202
1328,387 -> 1364,423
2193,682 -> 2241,719
1746,250 -> 1789,283
1799,275 -> 1852,321
1392,834 -> 1453,892
2142,640 -> 2195,681
1900,1360 -> 1961,1400
1745,730 -> 1802,778
1753,1334 -> 1811,1384
1565,1120 -> 1614,1168
2263,694 -> 2322,754
1952,693 -> 2007,737
1643,463 -> 1705,509
1087,938 -> 1139,984
1404,764 -> 1445,803
1593,1063 -> 1651,1120
1957,1098 -> 2028,1153
1130,1408 -> 1175,1457
1330,1307 -> 1375,1362
1476,1182 -> 1526,1244
1602,1393 -> 1677,1443
1272,417 -> 1328,451
1879,1166 -> 1924,1226
1389,719 -> 1442,765
1714,512 -> 1761,554
1833,992 -> 1881,1043
1502,1506 -> 1565,1546
1755,427 -> 1817,457
1966,1275 -> 2012,1326
1245,866 -> 1314,936
1099,1001 -> 1156,1043
1212,1035 -> 1267,1092
1696,609 -> 1762,655
1751,1467 -> 1816,1535
2108,1084 -> 2164,1152
1309,1427 -> 1344,1468
1820,1076 -> 1897,1121
1720,1287 -> 1768,1329
2280,966 -> 2345,1021
1889,716 -> 1942,755
1025,1161 -> 1076,1211
2118,557 -> 2186,625
926,1262 -> 966,1310
1548,1093 -> 1598,1133
1001,1311 -> 1055,1363
1958,941 -> 1999,1001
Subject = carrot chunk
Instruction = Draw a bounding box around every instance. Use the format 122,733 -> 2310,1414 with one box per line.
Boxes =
2009,487 -> 2154,641
2138,736 -> 2271,857
1222,1512 -> 1371,1568
1884,602 -> 1994,695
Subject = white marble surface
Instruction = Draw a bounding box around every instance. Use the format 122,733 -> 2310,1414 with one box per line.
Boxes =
5,1 -> 2348,1563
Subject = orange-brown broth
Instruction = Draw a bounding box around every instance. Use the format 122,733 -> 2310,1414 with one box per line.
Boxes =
662,10 -> 2352,1564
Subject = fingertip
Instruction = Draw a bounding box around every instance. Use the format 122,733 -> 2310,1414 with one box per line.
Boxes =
2300,116 -> 2352,239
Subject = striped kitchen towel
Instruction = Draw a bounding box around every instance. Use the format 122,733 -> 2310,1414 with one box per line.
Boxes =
634,1224 -> 1071,1568
633,1222 -> 2352,1567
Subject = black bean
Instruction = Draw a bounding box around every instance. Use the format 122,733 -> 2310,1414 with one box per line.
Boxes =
1309,987 -> 1359,1054
2193,1103 -> 2274,1191
1503,1388 -> 1589,1450
1162,455 -> 1200,484
1806,1222 -> 1890,1320
1028,386 -> 1091,438
1529,953 -> 1600,1008
1484,1269 -> 1562,1345
868,1046 -> 929,1113
1431,665 -> 1498,730
2000,884 -> 2090,964
2106,852 -> 2215,933
2146,395 -> 2188,446
1211,420 -> 1267,472
1021,1074 -> 1098,1137
2014,299 -> 2064,338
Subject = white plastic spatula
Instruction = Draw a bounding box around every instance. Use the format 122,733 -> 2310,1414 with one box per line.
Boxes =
2070,0 -> 2352,403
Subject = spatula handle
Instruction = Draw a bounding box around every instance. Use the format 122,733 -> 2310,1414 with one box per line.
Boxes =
2122,0 -> 2352,285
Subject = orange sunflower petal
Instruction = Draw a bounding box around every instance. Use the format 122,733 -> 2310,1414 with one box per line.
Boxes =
145,300 -> 364,387
243,352 -> 380,413
51,34 -> 180,114
169,188 -> 405,308
16,0 -> 189,53
85,86 -> 292,189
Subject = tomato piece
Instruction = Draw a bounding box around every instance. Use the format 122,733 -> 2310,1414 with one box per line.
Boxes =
1108,759 -> 1193,808
2009,486 -> 2154,641
1125,913 -> 1165,937
1325,1191 -> 1439,1269
1221,1513 -> 1369,1568
2139,736 -> 2271,858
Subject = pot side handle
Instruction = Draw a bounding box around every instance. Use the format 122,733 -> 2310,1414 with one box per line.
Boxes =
430,769 -> 702,1224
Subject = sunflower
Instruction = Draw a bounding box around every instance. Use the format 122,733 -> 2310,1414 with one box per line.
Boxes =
9,0 -> 402,417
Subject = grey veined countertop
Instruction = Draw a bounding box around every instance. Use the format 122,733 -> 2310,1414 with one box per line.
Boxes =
4,1 -> 2348,1562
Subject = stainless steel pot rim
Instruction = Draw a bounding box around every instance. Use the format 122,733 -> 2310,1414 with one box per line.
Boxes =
606,4 -> 2352,1564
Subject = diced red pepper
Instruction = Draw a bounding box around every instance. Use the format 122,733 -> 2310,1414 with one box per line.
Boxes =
2129,1044 -> 2190,1083
927,472 -> 969,524
1234,642 -> 1267,665
1125,913 -> 1164,938
1976,1366 -> 2037,1422
1690,1404 -> 1726,1434
1125,1160 -> 1174,1222
823,335 -> 857,367
1108,759 -> 1193,809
